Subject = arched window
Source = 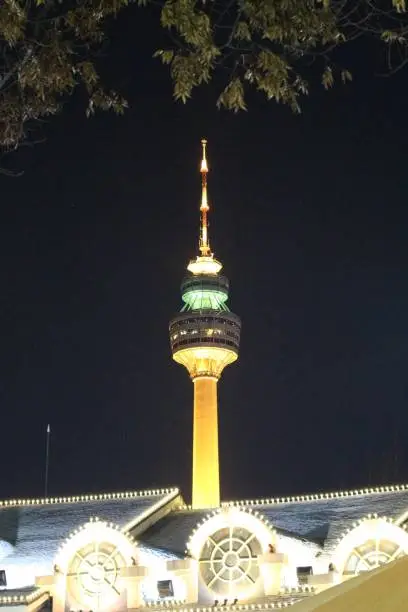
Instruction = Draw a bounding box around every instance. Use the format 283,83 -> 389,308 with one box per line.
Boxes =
334,517 -> 408,577
199,525 -> 263,596
187,508 -> 275,600
343,537 -> 405,574
66,539 -> 127,608
55,519 -> 135,611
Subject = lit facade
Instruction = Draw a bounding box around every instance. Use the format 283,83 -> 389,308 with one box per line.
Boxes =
3,486 -> 408,611
169,140 -> 241,510
0,142 -> 407,611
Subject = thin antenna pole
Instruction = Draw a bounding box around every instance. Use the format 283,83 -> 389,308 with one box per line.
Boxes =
44,424 -> 50,498
199,139 -> 210,256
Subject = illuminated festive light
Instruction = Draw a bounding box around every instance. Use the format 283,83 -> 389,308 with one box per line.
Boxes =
122,489 -> 181,534
140,605 -> 302,612
220,482 -> 408,508
0,487 -> 179,509
0,590 -> 50,605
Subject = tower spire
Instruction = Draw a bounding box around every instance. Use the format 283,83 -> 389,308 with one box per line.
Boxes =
199,139 -> 210,257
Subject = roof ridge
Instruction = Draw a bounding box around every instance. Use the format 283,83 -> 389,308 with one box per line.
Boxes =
122,489 -> 181,534
0,487 -> 180,509
175,483 -> 408,510
219,483 -> 408,507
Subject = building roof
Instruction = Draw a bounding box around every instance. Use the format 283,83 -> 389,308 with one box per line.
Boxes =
2,483 -> 408,592
135,510 -> 204,556
136,510 -> 321,557
235,486 -> 408,553
0,488 -> 179,589
138,485 -> 408,557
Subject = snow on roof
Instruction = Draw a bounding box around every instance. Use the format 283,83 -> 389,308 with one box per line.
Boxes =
0,487 -> 179,589
255,488 -> 408,551
139,486 -> 408,556
2,483 -> 408,592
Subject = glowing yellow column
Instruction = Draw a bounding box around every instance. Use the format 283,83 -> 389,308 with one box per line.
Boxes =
192,376 -> 219,509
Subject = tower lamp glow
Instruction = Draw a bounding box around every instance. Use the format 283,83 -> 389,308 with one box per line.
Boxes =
169,140 -> 241,509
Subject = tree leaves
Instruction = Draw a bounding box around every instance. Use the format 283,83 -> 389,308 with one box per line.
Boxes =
144,0 -> 408,112
217,78 -> 246,111
169,48 -> 219,102
234,22 -> 252,42
2,0 -> 408,159
161,0 -> 212,47
322,66 -> 334,89
0,0 -> 131,153
341,69 -> 352,84
0,0 -> 25,45
154,49 -> 175,65
381,29 -> 407,44
393,0 -> 406,13
145,0 -> 345,111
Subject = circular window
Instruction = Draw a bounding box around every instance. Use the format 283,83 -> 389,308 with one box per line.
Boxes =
199,525 -> 263,597
56,520 -> 136,611
334,517 -> 408,577
67,540 -> 126,609
343,538 -> 405,575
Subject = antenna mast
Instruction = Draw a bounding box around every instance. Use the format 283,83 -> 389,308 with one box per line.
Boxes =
199,139 -> 211,256
44,424 -> 50,498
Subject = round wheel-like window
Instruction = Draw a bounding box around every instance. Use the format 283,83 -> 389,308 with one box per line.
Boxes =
344,538 -> 405,575
334,517 -> 408,577
56,520 -> 136,611
199,525 -> 263,597
67,540 -> 126,609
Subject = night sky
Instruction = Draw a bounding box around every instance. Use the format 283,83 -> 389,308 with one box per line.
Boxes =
1,6 -> 408,504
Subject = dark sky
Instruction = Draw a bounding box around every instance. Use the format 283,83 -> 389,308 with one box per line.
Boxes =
1,6 -> 408,504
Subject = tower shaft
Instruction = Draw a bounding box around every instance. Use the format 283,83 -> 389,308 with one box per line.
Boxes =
193,376 -> 219,508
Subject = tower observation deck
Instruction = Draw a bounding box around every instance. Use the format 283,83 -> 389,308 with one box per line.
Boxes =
169,140 -> 241,509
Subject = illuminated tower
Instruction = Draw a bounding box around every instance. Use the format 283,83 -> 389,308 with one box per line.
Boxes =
169,140 -> 241,509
